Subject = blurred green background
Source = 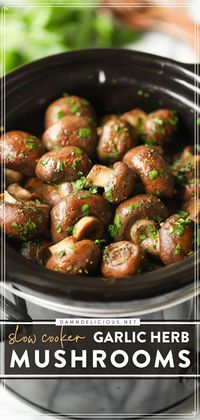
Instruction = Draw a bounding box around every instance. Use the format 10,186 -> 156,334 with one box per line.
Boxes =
1,0 -> 141,74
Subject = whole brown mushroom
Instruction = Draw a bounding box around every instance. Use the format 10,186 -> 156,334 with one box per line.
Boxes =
36,146 -> 91,184
51,190 -> 113,243
159,213 -> 194,265
121,108 -> 146,137
140,109 -> 178,146
86,162 -> 135,204
43,115 -> 97,159
0,193 -> 50,241
123,145 -> 174,198
0,131 -> 43,176
21,240 -> 51,265
101,241 -> 142,278
46,236 -> 101,275
109,194 -> 168,242
97,118 -> 136,163
45,95 -> 96,128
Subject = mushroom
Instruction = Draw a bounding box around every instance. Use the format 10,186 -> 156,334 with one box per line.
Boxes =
7,183 -> 40,201
108,194 -> 168,242
43,115 -> 97,159
0,193 -> 50,241
121,108 -> 146,136
0,131 -> 43,176
46,236 -> 101,275
130,219 -> 160,258
183,198 -> 200,223
85,162 -> 135,204
5,169 -> 23,186
101,241 -> 142,278
140,109 -> 178,146
72,216 -> 104,241
51,191 -> 113,243
159,213 -> 194,265
172,154 -> 200,201
26,177 -> 73,208
36,146 -> 91,184
97,117 -> 136,164
123,145 -> 174,198
21,240 -> 51,265
44,95 -> 96,129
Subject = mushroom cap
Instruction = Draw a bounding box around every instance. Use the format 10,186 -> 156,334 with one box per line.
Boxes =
172,155 -> 200,201
5,169 -> 23,187
46,238 -> 101,275
183,199 -> 200,223
101,241 -> 142,278
44,95 -> 96,129
159,213 -> 194,265
141,109 -> 178,146
51,191 -> 113,242
36,146 -> 91,184
0,200 -> 50,241
123,145 -> 174,198
130,219 -> 160,258
21,240 -> 51,264
43,115 -> 97,158
112,194 -> 168,242
121,108 -> 146,132
103,162 -> 136,204
97,118 -> 136,164
0,131 -> 43,176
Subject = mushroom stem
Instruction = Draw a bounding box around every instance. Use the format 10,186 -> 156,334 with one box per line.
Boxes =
86,165 -> 113,188
3,191 -> 17,204
7,183 -> 33,201
73,216 -> 104,241
49,236 -> 76,255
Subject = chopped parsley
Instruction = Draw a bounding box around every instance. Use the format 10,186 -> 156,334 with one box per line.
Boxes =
149,169 -> 159,180
75,147 -> 83,155
79,127 -> 92,138
175,243 -> 181,255
127,203 -> 140,212
70,104 -> 80,114
56,161 -> 64,172
108,214 -> 122,238
40,157 -> 50,167
24,136 -> 37,150
56,224 -> 62,233
82,203 -> 90,216
71,158 -> 81,170
94,239 -> 106,246
104,185 -> 114,202
72,176 -> 86,193
139,233 -> 147,241
57,110 -> 65,119
57,250 -> 66,258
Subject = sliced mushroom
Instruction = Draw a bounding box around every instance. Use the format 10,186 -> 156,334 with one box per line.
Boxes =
86,162 -> 135,203
21,240 -> 51,264
51,191 -> 113,243
140,109 -> 178,146
0,198 -> 50,241
101,241 -> 142,278
123,145 -> 174,198
43,115 -> 97,159
46,237 -> 101,275
109,194 -> 168,242
0,131 -> 43,176
36,146 -> 91,184
45,95 -> 96,129
5,169 -> 23,186
97,118 -> 136,164
159,213 -> 194,265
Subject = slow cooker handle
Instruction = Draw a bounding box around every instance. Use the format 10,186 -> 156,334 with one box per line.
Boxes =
0,293 -> 32,342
